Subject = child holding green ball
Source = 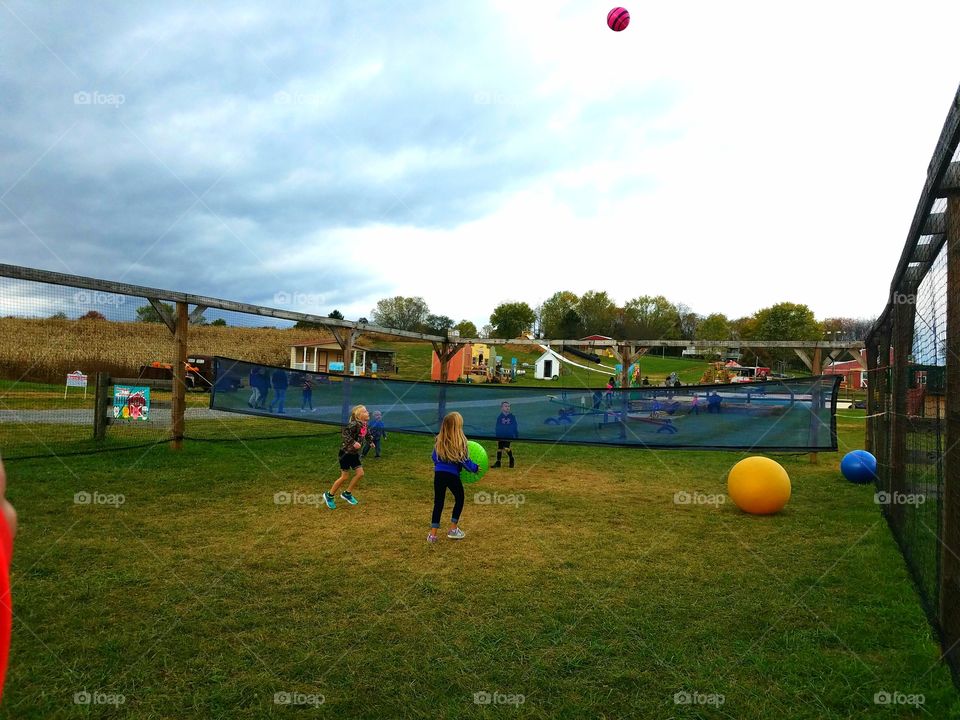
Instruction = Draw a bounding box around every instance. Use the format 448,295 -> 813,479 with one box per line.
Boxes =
428,412 -> 479,543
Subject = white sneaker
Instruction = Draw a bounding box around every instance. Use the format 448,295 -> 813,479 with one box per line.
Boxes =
447,527 -> 465,540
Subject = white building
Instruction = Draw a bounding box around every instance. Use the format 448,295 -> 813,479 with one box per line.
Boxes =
534,350 -> 560,380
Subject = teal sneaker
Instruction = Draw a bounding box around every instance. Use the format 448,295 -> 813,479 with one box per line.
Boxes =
323,492 -> 336,510
340,491 -> 358,506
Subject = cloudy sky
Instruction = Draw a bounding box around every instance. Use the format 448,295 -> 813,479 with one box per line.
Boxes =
1,0 -> 959,329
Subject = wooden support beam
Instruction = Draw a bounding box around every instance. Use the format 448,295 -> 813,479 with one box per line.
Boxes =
188,304 -> 208,324
171,301 -> 188,450
148,297 -> 176,333
889,299 -> 914,529
865,340 -> 878,454
331,327 -> 363,375
875,322 -> 893,502
93,372 -> 110,441
810,346 -> 823,465
0,263 -> 450,343
851,347 -> 867,369
431,341 -> 460,424
941,193 -> 960,679
794,349 -> 812,372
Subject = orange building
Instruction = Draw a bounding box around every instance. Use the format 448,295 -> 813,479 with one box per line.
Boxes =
430,343 -> 493,381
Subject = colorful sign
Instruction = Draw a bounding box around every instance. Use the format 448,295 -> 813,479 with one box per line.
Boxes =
64,370 -> 88,398
113,385 -> 150,421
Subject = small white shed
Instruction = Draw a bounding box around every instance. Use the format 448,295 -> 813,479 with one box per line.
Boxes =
534,350 -> 559,380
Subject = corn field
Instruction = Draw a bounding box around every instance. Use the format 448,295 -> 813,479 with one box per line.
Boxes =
0,317 -> 339,385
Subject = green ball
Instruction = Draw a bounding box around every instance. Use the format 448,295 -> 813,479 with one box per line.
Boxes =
463,441 -> 489,483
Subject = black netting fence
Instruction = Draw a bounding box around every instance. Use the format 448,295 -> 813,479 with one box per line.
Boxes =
212,357 -> 841,451
867,85 -> 960,687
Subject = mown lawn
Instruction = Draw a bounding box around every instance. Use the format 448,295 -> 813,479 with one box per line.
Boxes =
0,412 -> 958,718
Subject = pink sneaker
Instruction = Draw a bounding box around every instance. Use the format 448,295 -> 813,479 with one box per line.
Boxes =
427,533 -> 438,543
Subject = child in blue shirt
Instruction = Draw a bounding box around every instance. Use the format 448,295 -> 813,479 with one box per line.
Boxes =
428,412 -> 479,542
362,410 -> 387,458
492,401 -> 519,468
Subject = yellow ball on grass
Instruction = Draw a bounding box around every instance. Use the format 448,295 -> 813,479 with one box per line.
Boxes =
727,456 -> 791,515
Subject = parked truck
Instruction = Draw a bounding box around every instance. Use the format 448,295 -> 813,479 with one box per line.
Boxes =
137,354 -> 239,391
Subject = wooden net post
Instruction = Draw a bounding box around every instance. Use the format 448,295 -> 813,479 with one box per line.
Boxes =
171,301 -> 188,450
809,346 -> 822,464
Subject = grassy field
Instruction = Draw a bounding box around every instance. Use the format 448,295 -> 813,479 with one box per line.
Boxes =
1,414 -> 958,718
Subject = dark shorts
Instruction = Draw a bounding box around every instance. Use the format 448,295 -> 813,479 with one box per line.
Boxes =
338,450 -> 361,471
497,440 -> 512,450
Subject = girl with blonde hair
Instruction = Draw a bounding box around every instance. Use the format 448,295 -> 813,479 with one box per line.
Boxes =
324,405 -> 369,509
428,412 -> 479,542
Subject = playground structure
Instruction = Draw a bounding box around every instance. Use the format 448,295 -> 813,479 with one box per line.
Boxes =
431,342 -> 505,382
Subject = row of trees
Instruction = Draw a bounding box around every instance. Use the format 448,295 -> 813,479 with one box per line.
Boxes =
65,298 -> 874,354
370,293 -> 874,345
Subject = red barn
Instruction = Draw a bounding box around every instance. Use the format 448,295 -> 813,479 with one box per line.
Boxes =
823,351 -> 868,389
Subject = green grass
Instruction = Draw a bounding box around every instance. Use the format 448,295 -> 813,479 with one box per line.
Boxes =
1,416 -> 958,718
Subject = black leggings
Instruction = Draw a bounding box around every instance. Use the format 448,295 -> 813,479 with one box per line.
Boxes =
431,471 -> 465,528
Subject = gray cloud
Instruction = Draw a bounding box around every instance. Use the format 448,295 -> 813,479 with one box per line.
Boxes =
0,0 -> 674,323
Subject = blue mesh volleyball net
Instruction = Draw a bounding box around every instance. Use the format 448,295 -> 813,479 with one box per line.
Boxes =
211,357 -> 840,451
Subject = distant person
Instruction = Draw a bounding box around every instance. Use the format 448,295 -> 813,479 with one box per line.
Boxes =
301,377 -> 313,411
254,368 -> 270,409
247,368 -> 261,408
641,376 -> 650,386
492,401 -> 518,468
269,368 -> 289,414
673,379 -> 681,388
0,456 -> 16,701
323,405 -> 369,509
707,392 -> 722,414
362,410 -> 387,458
428,412 -> 480,542
688,394 -> 701,415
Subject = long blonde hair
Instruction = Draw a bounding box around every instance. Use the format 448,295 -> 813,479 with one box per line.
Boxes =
435,412 -> 468,462
349,405 -> 367,424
